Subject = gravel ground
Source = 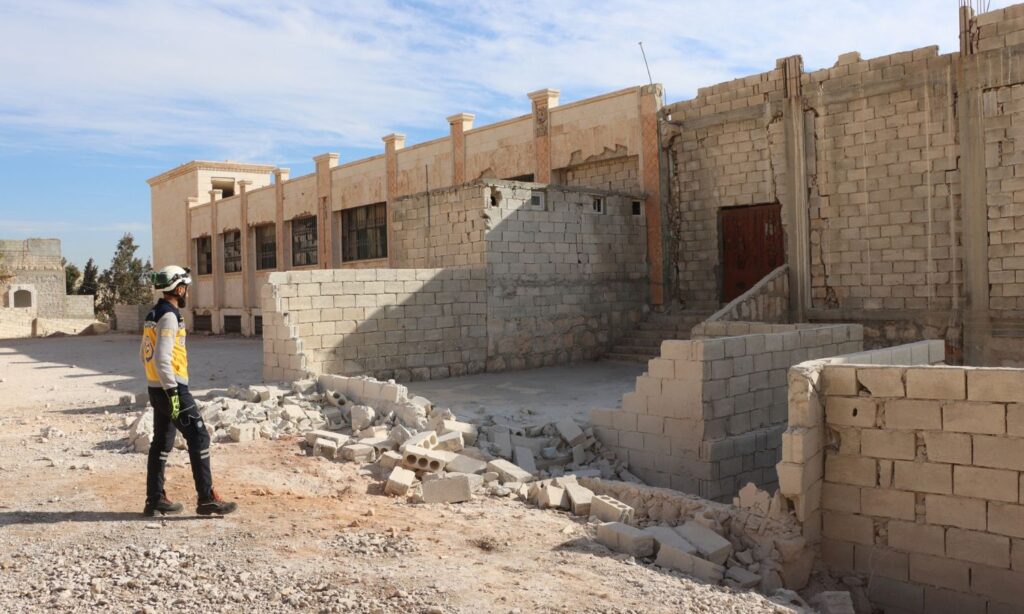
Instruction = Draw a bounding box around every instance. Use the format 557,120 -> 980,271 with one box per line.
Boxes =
0,335 -> 809,613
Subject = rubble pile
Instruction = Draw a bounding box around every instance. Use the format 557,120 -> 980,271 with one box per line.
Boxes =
120,373 -> 818,596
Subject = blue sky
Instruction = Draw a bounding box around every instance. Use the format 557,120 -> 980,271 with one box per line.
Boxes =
0,0 -> 1009,268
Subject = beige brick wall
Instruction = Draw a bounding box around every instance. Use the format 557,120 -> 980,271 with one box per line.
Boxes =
804,356 -> 1024,612
555,155 -> 640,193
390,184 -> 488,268
0,307 -> 36,339
592,323 -> 862,501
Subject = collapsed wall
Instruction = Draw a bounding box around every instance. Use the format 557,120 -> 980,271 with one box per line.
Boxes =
591,323 -> 862,501
261,180 -> 648,382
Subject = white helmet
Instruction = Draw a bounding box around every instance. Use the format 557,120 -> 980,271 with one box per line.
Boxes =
152,265 -> 192,292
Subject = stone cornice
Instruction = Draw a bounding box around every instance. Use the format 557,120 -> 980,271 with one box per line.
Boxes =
146,160 -> 277,187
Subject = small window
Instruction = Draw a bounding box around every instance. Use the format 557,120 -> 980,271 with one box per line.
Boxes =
193,314 -> 212,332
223,230 -> 241,273
591,197 -> 605,214
255,224 -> 276,270
13,289 -> 32,308
196,237 -> 212,275
342,203 -> 388,262
632,200 -> 642,216
254,315 -> 263,336
291,216 -> 318,267
223,315 -> 242,334
530,191 -> 546,209
505,174 -> 535,182
211,177 -> 235,198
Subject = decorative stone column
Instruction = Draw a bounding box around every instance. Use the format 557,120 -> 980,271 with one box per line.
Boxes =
314,153 -> 339,268
237,180 -> 252,309
447,113 -> 474,185
184,196 -> 198,274
383,133 -> 405,267
273,167 -> 289,270
208,189 -> 223,324
528,89 -> 559,184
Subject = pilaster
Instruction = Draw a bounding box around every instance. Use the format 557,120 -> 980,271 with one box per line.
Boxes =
273,167 -> 289,271
528,89 -> 559,183
383,133 -> 405,267
447,113 -> 474,185
314,153 -> 339,268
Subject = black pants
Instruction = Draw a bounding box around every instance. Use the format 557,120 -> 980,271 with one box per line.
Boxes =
146,385 -> 213,503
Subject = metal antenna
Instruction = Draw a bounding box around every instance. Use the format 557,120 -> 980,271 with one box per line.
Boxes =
638,41 -> 654,86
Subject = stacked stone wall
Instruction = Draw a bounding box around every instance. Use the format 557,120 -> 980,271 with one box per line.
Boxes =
0,238 -> 67,317
798,358 -> 1024,612
591,324 -> 861,501
556,155 -> 640,193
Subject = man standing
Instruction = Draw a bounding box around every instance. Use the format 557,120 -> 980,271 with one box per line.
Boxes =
141,265 -> 237,516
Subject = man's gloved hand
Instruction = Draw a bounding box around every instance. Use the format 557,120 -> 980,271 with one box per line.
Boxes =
166,388 -> 181,420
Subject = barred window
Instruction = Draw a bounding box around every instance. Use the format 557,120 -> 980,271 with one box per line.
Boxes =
291,216 -> 318,267
223,230 -> 241,273
342,203 -> 387,262
254,224 -> 276,270
196,236 -> 212,275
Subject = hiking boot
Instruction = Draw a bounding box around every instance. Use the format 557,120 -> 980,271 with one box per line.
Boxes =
144,497 -> 184,517
196,489 -> 237,516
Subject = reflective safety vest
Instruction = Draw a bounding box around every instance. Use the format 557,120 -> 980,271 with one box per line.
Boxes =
141,299 -> 189,388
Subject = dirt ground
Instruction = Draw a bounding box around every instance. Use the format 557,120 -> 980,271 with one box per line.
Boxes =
0,334 -> 797,613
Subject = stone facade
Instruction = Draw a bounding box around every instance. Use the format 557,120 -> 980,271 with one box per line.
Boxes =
149,86 -> 665,336
591,323 -> 861,501
0,238 -> 97,339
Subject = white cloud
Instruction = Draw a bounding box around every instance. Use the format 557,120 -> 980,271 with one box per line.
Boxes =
0,0 -> 1012,160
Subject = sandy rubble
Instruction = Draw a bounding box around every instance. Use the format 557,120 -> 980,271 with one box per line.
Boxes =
0,335 -> 818,613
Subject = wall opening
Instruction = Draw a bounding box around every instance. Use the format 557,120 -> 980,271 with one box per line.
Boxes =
223,314 -> 242,334
13,289 -> 31,308
193,314 -> 212,332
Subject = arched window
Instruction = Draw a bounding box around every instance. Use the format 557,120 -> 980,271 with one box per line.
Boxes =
13,289 -> 32,308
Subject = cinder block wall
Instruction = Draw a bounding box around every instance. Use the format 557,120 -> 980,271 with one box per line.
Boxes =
0,307 -> 35,339
391,184 -> 489,268
113,304 -> 150,333
591,324 -> 862,501
484,182 -> 648,370
814,362 -> 1024,612
700,265 -> 789,325
261,268 -> 488,382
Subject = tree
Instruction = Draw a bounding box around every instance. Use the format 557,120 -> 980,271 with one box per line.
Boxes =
78,258 -> 99,297
62,257 -> 81,295
96,233 -> 152,322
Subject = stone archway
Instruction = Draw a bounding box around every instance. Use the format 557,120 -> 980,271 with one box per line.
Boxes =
7,284 -> 35,309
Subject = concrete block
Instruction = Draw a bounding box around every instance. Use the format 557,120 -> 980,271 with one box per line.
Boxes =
446,453 -> 487,474
349,405 -> 375,431
860,429 -> 915,460
401,445 -> 450,472
967,369 -> 1024,403
312,437 -> 338,460
923,431 -> 971,465
492,430 -> 513,457
435,431 -> 465,452
384,466 -> 416,496
340,443 -> 375,462
826,455 -> 877,487
537,484 -> 568,509
555,419 -> 587,446
905,368 -> 965,400
925,494 -> 987,530
229,423 -> 258,443
893,461 -> 951,494
942,402 -> 1006,434
946,527 -> 1010,568
378,450 -> 403,471
809,591 -> 856,614
401,431 -> 438,451
439,419 -> 478,445
513,446 -> 538,476
857,367 -> 905,397
674,521 -> 733,565
825,397 -> 877,428
884,399 -> 941,430
988,502 -> 1024,539
887,520 -> 945,556
953,465 -> 1018,502
563,482 -> 594,516
486,458 -> 535,483
421,474 -> 472,504
591,495 -> 635,523
596,522 -> 655,557
655,542 -> 725,583
860,488 -> 915,520
725,566 -> 761,589
643,525 -> 697,554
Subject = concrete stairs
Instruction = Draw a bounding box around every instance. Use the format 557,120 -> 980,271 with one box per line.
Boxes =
605,310 -> 715,363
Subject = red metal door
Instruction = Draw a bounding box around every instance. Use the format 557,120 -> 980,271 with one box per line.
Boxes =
720,204 -> 785,303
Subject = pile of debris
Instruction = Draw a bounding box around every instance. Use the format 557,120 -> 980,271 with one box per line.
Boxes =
121,373 -> 822,597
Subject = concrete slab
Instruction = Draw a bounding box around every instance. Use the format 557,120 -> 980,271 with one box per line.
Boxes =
406,361 -> 644,425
